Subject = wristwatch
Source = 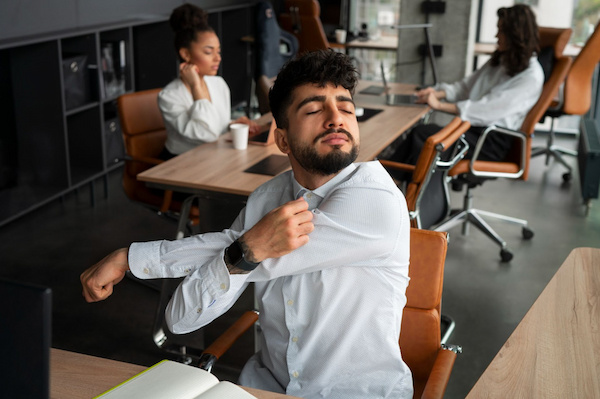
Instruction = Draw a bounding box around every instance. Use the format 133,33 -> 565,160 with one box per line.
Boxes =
225,239 -> 259,271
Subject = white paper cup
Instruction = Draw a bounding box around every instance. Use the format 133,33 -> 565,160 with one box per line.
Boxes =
335,29 -> 347,44
230,123 -> 249,150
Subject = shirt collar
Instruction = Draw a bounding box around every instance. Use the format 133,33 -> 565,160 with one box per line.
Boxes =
292,163 -> 357,209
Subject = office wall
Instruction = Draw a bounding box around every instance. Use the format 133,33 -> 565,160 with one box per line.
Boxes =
0,0 -> 248,42
396,0 -> 475,85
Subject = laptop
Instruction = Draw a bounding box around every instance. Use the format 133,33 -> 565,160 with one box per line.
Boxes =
248,118 -> 276,146
359,61 -> 389,95
0,278 -> 52,399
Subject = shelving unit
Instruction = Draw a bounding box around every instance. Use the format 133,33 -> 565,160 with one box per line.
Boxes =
0,3 -> 254,227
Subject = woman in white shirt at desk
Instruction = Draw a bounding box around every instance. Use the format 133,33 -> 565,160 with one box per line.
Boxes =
389,4 -> 544,166
158,4 -> 259,158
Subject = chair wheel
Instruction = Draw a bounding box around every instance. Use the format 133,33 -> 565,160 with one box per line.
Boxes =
562,172 -> 572,182
522,227 -> 534,240
500,249 -> 513,262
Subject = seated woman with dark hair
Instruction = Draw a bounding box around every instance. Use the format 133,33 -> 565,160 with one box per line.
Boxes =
388,4 -> 544,167
158,3 -> 262,158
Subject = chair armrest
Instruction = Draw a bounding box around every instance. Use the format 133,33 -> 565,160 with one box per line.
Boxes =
468,125 -> 527,179
420,347 -> 458,399
378,159 -> 416,172
436,136 -> 469,171
198,310 -> 259,372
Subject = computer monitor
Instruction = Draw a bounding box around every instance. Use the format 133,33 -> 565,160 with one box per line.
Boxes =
0,278 -> 52,399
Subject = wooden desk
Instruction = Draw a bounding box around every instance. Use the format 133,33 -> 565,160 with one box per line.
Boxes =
466,247 -> 600,398
51,348 -> 299,399
346,35 -> 398,51
137,80 -> 428,198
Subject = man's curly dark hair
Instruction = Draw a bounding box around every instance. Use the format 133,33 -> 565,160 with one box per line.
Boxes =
490,4 -> 540,77
269,50 -> 358,129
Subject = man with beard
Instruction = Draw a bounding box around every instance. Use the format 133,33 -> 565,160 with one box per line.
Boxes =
81,50 -> 412,399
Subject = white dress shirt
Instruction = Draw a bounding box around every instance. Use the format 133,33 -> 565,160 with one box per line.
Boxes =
128,161 -> 413,399
437,56 -> 544,130
158,75 -> 232,155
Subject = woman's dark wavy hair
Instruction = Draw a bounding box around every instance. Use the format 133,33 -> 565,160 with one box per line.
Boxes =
169,3 -> 214,62
269,50 -> 358,129
490,4 -> 540,76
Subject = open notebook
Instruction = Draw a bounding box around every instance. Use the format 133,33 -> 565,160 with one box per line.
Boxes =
94,360 -> 257,399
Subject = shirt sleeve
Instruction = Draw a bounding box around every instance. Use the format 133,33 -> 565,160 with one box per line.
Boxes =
436,65 -> 485,102
455,68 -> 543,127
158,79 -> 231,143
128,209 -> 251,334
249,181 -> 410,281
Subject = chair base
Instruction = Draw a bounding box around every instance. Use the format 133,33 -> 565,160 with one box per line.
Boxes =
531,144 -> 577,182
435,206 -> 533,262
531,117 -> 578,182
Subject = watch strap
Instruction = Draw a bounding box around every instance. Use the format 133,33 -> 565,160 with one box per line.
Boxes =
226,239 -> 259,271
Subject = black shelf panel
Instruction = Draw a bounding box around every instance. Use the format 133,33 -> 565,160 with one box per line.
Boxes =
0,185 -> 67,227
0,3 -> 254,228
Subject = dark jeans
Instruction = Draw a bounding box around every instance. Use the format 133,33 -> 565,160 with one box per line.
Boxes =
389,123 -> 514,165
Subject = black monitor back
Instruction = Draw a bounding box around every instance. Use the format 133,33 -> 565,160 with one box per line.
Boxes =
0,278 -> 52,399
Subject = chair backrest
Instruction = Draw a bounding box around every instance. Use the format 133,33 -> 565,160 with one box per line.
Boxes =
511,30 -> 573,180
400,228 -> 448,398
537,27 -> 572,82
406,118 -> 470,229
279,0 -> 329,54
255,1 -> 298,114
563,21 -> 600,116
255,1 -> 298,79
117,88 -> 167,204
380,117 -> 470,229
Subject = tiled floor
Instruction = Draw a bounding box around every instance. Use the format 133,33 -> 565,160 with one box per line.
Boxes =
0,131 -> 597,398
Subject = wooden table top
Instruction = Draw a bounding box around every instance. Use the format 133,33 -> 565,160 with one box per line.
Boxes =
137,81 -> 428,197
345,35 -> 398,51
51,348 -> 300,399
466,247 -> 600,398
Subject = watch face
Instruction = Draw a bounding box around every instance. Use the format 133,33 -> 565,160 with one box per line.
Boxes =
227,240 -> 258,271
227,240 -> 244,266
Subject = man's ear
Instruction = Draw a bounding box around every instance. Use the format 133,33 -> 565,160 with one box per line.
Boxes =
179,48 -> 190,63
274,127 -> 290,154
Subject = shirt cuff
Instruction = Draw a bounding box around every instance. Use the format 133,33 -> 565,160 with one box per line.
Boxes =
199,248 -> 232,297
128,241 -> 161,279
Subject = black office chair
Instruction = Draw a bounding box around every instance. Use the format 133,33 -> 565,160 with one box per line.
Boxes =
254,0 -> 298,114
380,117 -> 470,230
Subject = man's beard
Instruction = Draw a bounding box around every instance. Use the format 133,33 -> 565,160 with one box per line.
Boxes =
290,129 -> 359,176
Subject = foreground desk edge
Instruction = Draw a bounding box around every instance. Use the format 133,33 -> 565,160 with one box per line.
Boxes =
466,247 -> 600,398
51,348 -> 300,399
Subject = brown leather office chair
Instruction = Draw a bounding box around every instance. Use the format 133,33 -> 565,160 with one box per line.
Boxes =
117,88 -> 199,226
197,229 -> 460,399
279,0 -> 341,54
380,117 -> 471,230
434,30 -> 573,262
532,23 -> 600,181
402,228 -> 460,399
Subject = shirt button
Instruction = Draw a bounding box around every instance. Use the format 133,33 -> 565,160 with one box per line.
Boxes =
306,193 -> 313,199
292,371 -> 299,378
292,336 -> 298,343
220,283 -> 227,290
287,299 -> 294,306
184,268 -> 191,274
197,308 -> 202,313
143,268 -> 149,274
